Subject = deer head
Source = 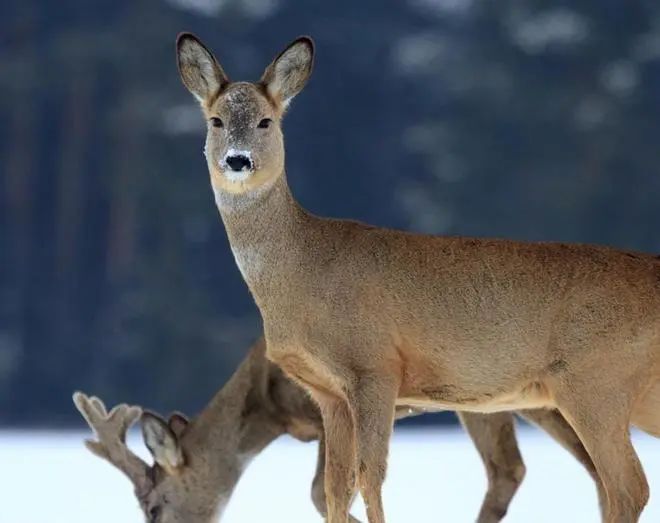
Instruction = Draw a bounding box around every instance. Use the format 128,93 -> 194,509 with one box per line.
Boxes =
73,392 -> 233,523
176,33 -> 314,196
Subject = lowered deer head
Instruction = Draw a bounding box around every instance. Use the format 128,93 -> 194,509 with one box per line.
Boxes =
73,341 -> 290,522
74,392 -> 225,523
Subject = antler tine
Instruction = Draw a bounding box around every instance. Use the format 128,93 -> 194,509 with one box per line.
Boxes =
89,395 -> 107,416
73,391 -> 153,496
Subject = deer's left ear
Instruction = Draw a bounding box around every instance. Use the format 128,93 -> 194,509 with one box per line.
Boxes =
260,36 -> 314,108
141,411 -> 185,473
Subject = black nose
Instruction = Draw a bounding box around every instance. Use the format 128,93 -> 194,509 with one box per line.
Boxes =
225,155 -> 253,172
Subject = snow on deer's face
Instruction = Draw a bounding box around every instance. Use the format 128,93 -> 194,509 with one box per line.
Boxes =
203,83 -> 284,195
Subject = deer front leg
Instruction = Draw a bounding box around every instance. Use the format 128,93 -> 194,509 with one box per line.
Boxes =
312,435 -> 362,523
314,392 -> 357,523
553,377 -> 649,523
351,373 -> 399,523
518,408 -> 606,516
458,412 -> 525,523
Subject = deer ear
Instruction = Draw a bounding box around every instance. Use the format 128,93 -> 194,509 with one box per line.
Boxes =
141,411 -> 185,473
176,32 -> 229,103
260,36 -> 314,108
168,412 -> 190,439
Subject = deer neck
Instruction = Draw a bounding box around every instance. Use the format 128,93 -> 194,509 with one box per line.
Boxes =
213,172 -> 309,302
184,345 -> 284,502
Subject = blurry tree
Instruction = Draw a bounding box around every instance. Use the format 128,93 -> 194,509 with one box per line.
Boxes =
395,0 -> 660,248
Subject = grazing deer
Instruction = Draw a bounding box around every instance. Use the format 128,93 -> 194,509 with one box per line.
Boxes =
175,33 -> 660,523
75,338 -> 603,523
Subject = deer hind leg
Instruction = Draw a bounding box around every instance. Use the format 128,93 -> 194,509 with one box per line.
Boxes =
458,412 -> 525,523
553,379 -> 649,523
311,435 -> 362,523
313,391 -> 358,523
310,440 -> 327,518
518,408 -> 606,516
351,372 -> 399,523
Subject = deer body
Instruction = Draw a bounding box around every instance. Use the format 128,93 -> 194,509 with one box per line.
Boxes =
220,177 -> 659,414
176,34 -> 660,523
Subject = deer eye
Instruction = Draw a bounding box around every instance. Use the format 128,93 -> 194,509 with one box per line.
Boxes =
209,117 -> 223,128
257,118 -> 272,129
148,505 -> 161,521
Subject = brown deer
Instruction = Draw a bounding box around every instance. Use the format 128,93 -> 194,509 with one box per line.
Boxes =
75,338 -> 602,523
175,33 -> 660,523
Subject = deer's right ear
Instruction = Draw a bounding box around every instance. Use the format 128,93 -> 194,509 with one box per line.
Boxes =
176,32 -> 229,103
141,411 -> 185,473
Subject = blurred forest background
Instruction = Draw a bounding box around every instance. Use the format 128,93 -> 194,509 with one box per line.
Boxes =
1,0 -> 660,426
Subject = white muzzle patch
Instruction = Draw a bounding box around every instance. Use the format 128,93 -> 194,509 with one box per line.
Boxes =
221,148 -> 254,182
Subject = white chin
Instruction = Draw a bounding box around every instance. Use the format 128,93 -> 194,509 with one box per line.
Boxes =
224,170 -> 251,182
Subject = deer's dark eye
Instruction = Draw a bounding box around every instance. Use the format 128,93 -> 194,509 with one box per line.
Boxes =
257,118 -> 272,129
210,117 -> 223,128
148,505 -> 161,521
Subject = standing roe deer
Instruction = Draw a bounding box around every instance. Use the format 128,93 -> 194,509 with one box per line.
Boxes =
175,33 -> 660,523
74,337 -> 602,523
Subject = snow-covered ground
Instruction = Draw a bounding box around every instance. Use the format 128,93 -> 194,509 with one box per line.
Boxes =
2,427 -> 659,522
